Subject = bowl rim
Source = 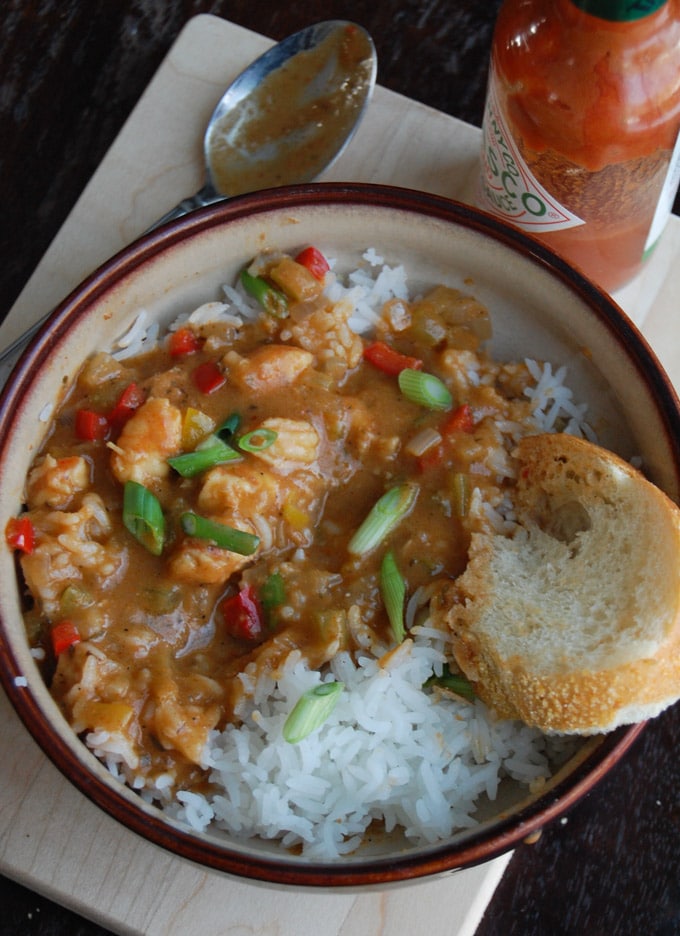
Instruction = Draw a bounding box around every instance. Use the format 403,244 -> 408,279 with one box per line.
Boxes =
0,181 -> 675,885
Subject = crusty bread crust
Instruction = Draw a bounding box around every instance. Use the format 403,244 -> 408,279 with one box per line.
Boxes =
448,433 -> 680,734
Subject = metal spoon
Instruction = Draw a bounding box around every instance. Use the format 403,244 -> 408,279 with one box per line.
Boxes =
1,20 -> 377,364
152,20 -> 376,228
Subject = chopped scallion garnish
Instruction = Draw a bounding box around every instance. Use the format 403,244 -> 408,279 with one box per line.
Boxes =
398,368 -> 452,411
424,665 -> 475,702
283,681 -> 344,743
240,269 -> 289,318
380,550 -> 406,643
237,428 -> 278,453
261,570 -> 286,628
213,412 -> 241,442
261,571 -> 286,610
180,511 -> 260,555
348,483 -> 419,556
167,442 -> 241,477
122,481 -> 165,556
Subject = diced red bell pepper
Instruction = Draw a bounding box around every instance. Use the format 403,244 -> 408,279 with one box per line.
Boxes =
109,382 -> 145,430
5,516 -> 35,554
51,620 -> 81,656
75,409 -> 110,441
417,405 -> 475,472
192,360 -> 226,395
220,585 -> 264,642
442,404 -> 475,435
363,341 -> 424,376
168,327 -> 202,357
294,246 -> 330,281
418,443 -> 444,473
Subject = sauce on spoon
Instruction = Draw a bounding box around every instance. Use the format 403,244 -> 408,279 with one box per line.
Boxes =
207,24 -> 374,196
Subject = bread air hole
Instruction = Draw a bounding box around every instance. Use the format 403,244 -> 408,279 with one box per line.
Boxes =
536,499 -> 592,546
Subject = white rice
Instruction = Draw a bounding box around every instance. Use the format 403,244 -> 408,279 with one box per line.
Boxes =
111,309 -> 160,360
164,630 -> 566,859
100,247 -> 586,858
524,358 -> 595,439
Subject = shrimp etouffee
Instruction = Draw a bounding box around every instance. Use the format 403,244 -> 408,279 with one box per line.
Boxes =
9,246 -> 547,795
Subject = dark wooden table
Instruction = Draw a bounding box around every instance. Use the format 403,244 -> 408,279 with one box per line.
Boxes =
2,2 -> 680,934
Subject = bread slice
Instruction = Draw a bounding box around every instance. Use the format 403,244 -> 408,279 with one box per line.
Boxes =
448,432 -> 680,734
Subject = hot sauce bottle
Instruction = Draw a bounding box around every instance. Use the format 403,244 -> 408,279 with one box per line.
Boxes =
477,0 -> 680,292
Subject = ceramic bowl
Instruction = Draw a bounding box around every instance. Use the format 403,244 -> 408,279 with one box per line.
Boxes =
0,183 -> 677,886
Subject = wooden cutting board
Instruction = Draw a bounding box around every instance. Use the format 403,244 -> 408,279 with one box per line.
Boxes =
2,14 -> 679,935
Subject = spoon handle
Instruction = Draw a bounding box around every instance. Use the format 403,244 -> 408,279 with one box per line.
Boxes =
0,184 -> 230,366
0,316 -> 48,367
145,183 -> 226,232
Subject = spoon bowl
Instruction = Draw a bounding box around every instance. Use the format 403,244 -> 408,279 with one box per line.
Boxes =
151,21 -> 377,228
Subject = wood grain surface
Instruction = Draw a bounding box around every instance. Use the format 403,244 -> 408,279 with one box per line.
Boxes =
2,3 -> 680,935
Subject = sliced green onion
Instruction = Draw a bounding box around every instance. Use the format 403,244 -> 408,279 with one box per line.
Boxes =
283,681 -> 344,743
424,665 -> 475,702
123,481 -> 165,556
237,428 -> 278,453
195,432 -> 237,454
167,442 -> 241,477
261,571 -> 286,610
348,483 -> 419,556
240,269 -> 289,318
180,511 -> 259,555
398,368 -> 452,411
380,550 -> 406,643
214,412 -> 241,442
260,571 -> 286,629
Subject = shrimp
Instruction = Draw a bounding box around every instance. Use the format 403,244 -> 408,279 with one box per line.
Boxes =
59,646 -> 140,770
247,417 -> 320,474
150,668 -> 223,765
21,493 -> 126,616
199,461 -> 323,550
167,464 -> 265,583
197,463 -> 268,517
167,537 -> 256,585
110,397 -> 182,488
26,454 -> 90,509
224,344 -> 313,392
170,470 -> 261,585
169,462 -> 324,584
57,642 -> 222,769
283,295 -> 364,376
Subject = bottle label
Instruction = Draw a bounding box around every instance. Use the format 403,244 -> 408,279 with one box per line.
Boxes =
477,73 -> 586,234
644,129 -> 680,256
570,0 -> 666,22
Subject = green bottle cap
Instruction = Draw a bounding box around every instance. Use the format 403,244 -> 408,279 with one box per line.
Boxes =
571,0 -> 666,19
